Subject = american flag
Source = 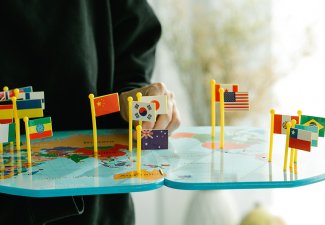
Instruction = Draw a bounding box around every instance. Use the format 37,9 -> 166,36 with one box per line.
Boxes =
223,92 -> 249,111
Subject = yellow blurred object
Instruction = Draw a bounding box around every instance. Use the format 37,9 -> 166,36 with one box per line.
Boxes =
240,206 -> 286,225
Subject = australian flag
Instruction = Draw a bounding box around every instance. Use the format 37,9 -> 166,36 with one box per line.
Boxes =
141,129 -> 168,150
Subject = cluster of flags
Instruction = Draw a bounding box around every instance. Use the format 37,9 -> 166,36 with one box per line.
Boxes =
272,113 -> 325,152
89,92 -> 169,153
0,86 -> 53,160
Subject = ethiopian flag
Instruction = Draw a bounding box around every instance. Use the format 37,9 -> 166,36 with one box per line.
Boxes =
300,115 -> 325,137
28,117 -> 53,140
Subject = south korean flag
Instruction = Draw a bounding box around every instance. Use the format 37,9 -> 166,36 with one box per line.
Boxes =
132,101 -> 156,122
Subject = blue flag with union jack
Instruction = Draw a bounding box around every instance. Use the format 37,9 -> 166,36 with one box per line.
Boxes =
141,129 -> 168,150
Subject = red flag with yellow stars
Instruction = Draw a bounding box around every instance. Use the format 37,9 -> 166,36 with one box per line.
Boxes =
94,93 -> 120,117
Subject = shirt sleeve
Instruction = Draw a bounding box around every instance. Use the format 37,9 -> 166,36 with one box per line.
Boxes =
110,0 -> 162,93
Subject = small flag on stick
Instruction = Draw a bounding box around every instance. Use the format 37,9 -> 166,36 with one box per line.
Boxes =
300,115 -> 325,137
215,84 -> 238,102
141,129 -> 168,150
132,102 -> 156,122
289,128 -> 312,152
224,92 -> 249,111
0,123 -> 15,143
93,93 -> 120,117
141,95 -> 168,114
28,117 -> 53,140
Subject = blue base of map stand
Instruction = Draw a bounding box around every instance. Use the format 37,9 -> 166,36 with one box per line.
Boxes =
0,127 -> 325,197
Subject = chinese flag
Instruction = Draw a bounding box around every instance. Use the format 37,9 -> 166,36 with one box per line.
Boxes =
94,93 -> 120,117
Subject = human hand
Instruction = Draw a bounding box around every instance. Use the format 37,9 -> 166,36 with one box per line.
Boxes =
119,82 -> 181,135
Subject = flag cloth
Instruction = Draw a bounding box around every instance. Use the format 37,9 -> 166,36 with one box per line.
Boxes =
0,86 -> 33,101
141,129 -> 168,150
16,99 -> 43,119
0,91 -> 10,101
273,114 -> 299,134
93,93 -> 120,117
0,102 -> 13,124
18,91 -> 45,109
132,102 -> 156,122
215,84 -> 239,102
295,124 -> 318,147
0,123 -> 15,143
141,95 -> 168,114
300,115 -> 325,137
223,92 -> 249,111
28,117 -> 53,140
289,128 -> 312,151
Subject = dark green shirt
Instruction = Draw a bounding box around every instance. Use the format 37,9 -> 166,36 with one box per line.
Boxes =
0,1 -> 161,224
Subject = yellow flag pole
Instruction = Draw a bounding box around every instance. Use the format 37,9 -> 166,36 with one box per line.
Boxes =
210,80 -> 216,140
219,88 -> 225,149
136,92 -> 142,126
136,125 -> 142,175
294,110 -> 302,174
88,94 -> 98,156
283,121 -> 292,172
11,97 -> 20,151
0,143 -> 3,154
23,117 -> 32,165
128,97 -> 133,153
289,119 -> 297,173
268,109 -> 275,162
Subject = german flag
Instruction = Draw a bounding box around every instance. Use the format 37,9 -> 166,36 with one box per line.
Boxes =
28,117 -> 53,140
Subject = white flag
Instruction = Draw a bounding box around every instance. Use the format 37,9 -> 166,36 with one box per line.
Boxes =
132,102 -> 156,122
19,91 -> 45,109
141,95 -> 168,114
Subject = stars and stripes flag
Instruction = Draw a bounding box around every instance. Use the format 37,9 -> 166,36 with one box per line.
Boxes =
223,92 -> 249,111
28,117 -> 53,140
289,128 -> 312,151
273,114 -> 299,135
215,84 -> 239,102
132,101 -> 156,122
93,93 -> 120,117
141,95 -> 168,114
141,129 -> 168,150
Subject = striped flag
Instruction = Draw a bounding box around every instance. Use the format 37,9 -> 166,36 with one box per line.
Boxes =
273,114 -> 299,134
28,117 -> 53,140
0,101 -> 13,124
215,84 -> 239,102
295,124 -> 318,147
289,128 -> 312,151
0,123 -> 15,143
18,91 -> 45,109
223,92 -> 249,111
16,99 -> 43,119
0,91 -> 10,101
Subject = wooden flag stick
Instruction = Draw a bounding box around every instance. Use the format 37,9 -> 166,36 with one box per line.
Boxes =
88,94 -> 98,156
283,121 -> 292,172
136,125 -> 142,175
219,88 -> 225,149
136,92 -> 142,126
23,117 -> 32,165
210,80 -> 216,139
268,109 -> 275,162
128,97 -> 133,153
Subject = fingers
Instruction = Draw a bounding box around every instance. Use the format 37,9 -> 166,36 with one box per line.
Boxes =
120,82 -> 181,136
